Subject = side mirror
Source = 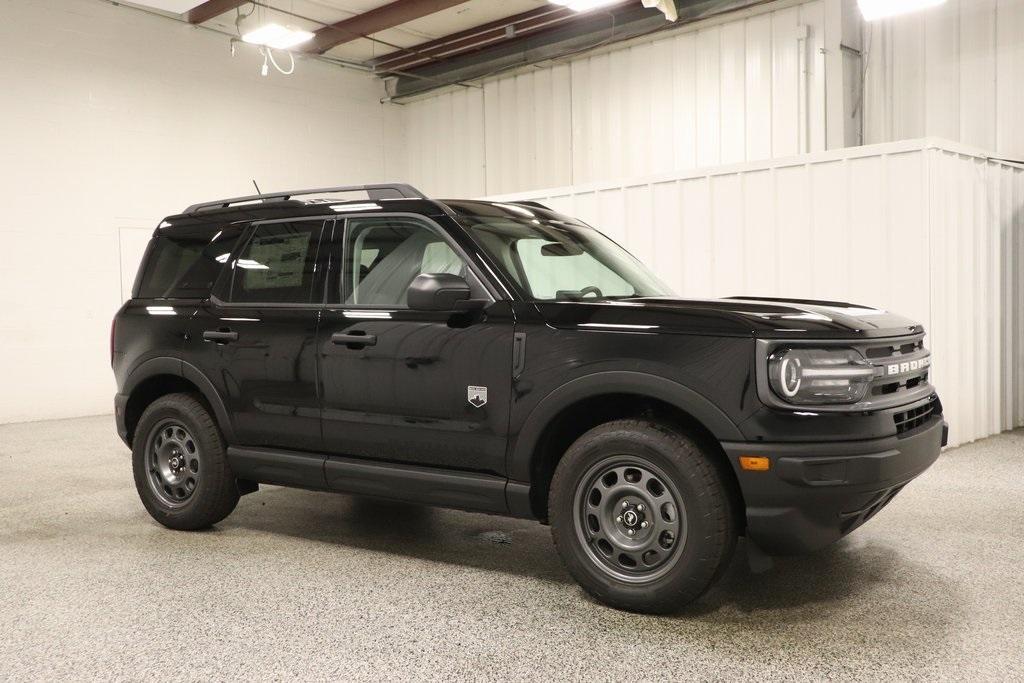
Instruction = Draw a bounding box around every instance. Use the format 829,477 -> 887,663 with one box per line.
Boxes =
407,273 -> 477,311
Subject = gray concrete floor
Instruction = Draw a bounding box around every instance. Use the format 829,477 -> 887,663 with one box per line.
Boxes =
1,416 -> 1022,681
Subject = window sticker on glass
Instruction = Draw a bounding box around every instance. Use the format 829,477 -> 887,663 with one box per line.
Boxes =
242,232 -> 309,290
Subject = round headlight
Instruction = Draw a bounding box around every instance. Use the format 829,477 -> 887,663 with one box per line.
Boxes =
778,355 -> 802,397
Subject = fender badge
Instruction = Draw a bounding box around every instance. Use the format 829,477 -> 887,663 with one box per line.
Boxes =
468,386 -> 487,408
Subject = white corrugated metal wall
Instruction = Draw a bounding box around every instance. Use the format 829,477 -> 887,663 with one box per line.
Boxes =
488,139 -> 1024,448
387,0 -> 1024,195
863,0 -> 1024,161
385,0 -> 837,197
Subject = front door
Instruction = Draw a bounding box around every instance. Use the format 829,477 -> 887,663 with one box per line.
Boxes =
191,218 -> 327,452
318,215 -> 514,475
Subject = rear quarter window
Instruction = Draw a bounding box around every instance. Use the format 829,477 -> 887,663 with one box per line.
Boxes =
135,226 -> 242,299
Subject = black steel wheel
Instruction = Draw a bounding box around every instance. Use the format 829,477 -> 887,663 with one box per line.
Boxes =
574,457 -> 687,583
146,420 -> 201,507
132,393 -> 239,530
550,419 -> 737,614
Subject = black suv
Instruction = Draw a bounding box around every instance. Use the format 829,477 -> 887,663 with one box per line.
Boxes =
112,183 -> 947,613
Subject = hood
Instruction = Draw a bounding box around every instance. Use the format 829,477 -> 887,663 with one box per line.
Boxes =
534,296 -> 924,339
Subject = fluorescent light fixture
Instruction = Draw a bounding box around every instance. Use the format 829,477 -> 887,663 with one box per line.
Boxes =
342,311 -> 393,319
549,0 -> 621,12
146,306 -> 176,316
235,258 -> 270,270
241,23 -> 315,50
858,0 -> 946,21
495,203 -> 534,217
330,203 -> 381,212
579,323 -> 658,330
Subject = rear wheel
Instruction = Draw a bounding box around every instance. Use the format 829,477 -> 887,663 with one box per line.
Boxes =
549,419 -> 737,613
132,393 -> 239,530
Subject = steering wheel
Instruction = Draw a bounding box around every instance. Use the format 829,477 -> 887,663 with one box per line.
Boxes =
579,286 -> 603,298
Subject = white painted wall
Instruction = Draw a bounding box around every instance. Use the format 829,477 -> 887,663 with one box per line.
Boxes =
863,0 -> 1024,161
387,0 -> 847,197
0,0 -> 387,424
488,139 -> 1024,448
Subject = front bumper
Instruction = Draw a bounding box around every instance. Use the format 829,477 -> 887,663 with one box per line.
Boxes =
722,416 -> 947,555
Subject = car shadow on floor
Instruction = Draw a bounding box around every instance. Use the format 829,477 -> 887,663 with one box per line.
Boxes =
224,487 -> 573,584
684,536 -> 959,619
225,486 -> 963,631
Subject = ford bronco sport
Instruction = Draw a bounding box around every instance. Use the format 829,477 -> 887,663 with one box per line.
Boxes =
112,183 -> 947,613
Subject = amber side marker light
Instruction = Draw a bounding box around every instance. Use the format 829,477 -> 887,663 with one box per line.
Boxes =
739,456 -> 771,471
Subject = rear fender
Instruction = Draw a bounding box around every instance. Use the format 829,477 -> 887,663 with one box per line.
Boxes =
122,357 -> 236,443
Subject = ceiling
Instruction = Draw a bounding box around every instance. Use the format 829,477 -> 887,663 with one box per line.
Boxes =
142,0 -> 552,62
123,0 -> 709,98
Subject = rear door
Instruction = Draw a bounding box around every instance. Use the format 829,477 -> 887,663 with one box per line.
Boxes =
317,214 -> 515,475
191,218 -> 327,452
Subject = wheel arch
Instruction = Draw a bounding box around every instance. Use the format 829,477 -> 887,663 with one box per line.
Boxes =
506,372 -> 745,525
122,358 -> 235,445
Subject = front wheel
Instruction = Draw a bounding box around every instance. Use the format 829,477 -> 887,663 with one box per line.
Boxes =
549,419 -> 737,613
132,393 -> 239,530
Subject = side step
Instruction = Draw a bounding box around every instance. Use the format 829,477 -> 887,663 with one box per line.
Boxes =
227,446 -> 509,515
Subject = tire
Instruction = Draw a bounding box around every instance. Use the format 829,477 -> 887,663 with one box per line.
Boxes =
132,393 -> 240,530
549,419 -> 737,614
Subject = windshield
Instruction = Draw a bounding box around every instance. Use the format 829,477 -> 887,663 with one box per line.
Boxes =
454,203 -> 671,301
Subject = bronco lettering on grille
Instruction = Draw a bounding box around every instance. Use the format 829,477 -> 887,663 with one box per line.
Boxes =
886,356 -> 931,376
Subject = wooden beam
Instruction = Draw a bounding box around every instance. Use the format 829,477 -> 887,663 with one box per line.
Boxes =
307,0 -> 471,55
186,0 -> 248,24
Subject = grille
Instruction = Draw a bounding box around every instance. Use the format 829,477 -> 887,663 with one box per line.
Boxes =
862,338 -> 931,399
864,339 -> 923,359
894,399 -> 938,434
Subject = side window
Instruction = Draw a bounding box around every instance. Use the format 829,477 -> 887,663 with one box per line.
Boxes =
229,221 -> 322,304
137,226 -> 242,299
342,217 -> 483,307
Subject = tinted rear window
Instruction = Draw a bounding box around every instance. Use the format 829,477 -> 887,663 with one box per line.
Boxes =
136,226 -> 242,299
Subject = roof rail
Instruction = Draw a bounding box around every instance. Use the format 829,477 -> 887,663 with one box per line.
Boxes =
182,183 -> 426,214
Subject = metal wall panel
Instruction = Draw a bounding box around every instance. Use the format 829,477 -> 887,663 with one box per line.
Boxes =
865,0 -> 1024,160
389,0 -> 830,197
489,139 -> 1024,448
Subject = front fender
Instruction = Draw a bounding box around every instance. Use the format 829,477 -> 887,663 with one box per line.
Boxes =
506,370 -> 743,483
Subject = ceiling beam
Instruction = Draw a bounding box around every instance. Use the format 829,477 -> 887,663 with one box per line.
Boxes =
185,0 -> 248,24
389,3 -> 661,98
306,0 -> 471,55
370,5 -> 583,73
386,0 -> 768,100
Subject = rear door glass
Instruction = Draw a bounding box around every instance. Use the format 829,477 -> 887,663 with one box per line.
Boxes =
227,220 -> 324,304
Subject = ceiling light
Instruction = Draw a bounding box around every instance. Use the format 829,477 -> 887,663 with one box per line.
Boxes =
858,0 -> 946,21
241,23 -> 314,50
330,203 -> 382,212
549,0 -> 621,12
